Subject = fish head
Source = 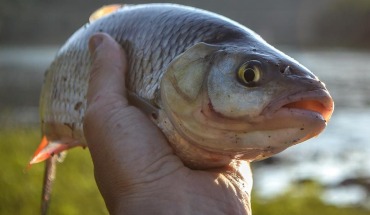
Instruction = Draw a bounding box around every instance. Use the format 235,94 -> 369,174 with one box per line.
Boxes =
161,42 -> 334,164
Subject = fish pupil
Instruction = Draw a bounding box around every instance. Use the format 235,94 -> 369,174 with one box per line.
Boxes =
244,68 -> 256,83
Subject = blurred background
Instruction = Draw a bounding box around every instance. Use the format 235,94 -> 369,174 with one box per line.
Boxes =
1,0 -> 369,214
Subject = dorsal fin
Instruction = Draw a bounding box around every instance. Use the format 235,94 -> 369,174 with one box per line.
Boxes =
89,4 -> 124,23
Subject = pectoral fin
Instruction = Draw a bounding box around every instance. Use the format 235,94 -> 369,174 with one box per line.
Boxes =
29,136 -> 69,165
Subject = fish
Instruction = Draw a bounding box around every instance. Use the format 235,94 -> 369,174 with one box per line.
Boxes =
29,3 -> 334,214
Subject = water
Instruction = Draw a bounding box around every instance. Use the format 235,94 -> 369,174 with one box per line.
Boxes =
1,46 -> 369,208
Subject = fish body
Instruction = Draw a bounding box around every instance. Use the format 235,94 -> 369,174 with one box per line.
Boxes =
31,4 -> 334,214
32,3 -> 334,168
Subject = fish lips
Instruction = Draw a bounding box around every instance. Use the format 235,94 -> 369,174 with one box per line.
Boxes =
262,88 -> 334,126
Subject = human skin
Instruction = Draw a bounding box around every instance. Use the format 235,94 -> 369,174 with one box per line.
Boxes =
84,33 -> 252,215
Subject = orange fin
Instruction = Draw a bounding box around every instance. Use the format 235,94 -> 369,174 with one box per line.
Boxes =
29,137 -> 69,165
32,136 -> 48,159
89,4 -> 124,22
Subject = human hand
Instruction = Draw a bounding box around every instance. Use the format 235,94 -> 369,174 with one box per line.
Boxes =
84,33 -> 252,215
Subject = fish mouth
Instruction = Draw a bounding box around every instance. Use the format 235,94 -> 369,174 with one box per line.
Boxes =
264,89 -> 334,122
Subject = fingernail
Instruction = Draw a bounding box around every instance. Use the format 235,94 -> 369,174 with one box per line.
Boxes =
89,34 -> 103,53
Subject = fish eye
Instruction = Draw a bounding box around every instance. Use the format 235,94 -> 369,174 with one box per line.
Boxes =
237,60 -> 262,86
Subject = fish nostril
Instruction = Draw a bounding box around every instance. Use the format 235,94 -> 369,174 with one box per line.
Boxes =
280,66 -> 291,74
284,66 -> 292,74
280,66 -> 317,80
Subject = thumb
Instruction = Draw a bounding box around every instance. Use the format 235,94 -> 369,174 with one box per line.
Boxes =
84,32 -> 133,178
84,32 -> 129,160
87,33 -> 128,106
84,32 -> 133,210
84,33 -> 180,206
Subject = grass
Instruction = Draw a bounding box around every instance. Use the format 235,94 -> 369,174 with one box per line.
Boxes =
0,126 -> 368,214
0,126 -> 107,215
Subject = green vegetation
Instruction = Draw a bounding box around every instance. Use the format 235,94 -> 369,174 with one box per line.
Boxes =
252,182 -> 369,215
0,127 -> 368,214
0,126 -> 107,215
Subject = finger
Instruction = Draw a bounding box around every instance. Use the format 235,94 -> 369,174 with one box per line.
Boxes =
84,33 -> 180,189
87,33 -> 128,107
84,33 -> 186,211
85,33 -> 131,158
